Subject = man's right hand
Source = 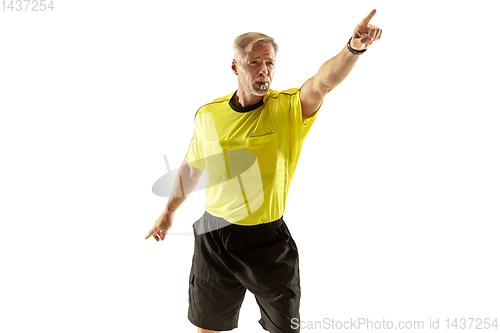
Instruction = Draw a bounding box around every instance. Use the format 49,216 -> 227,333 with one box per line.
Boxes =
145,211 -> 174,242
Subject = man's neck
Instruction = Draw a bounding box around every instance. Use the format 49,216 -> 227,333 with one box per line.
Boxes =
233,89 -> 264,108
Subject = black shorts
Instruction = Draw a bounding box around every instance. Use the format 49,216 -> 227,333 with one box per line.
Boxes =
188,211 -> 301,332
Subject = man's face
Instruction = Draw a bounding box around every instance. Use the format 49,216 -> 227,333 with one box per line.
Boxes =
232,42 -> 276,97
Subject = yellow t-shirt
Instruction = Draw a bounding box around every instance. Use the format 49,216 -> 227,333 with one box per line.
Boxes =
184,88 -> 320,225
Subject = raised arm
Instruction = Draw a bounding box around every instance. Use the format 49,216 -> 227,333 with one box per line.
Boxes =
300,9 -> 382,122
145,158 -> 204,242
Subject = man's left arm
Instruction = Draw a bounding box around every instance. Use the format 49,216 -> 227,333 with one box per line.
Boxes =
300,9 -> 382,122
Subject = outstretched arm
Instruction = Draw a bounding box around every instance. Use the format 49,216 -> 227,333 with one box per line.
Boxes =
300,9 -> 382,122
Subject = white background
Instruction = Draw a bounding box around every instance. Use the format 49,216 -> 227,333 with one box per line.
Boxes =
1,0 -> 499,332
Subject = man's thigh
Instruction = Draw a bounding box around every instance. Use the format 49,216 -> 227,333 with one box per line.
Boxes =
188,272 -> 247,331
188,215 -> 247,331
236,221 -> 301,332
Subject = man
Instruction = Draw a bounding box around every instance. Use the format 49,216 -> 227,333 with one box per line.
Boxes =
146,9 -> 382,333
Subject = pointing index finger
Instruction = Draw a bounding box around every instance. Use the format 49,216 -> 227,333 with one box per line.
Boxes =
145,228 -> 156,239
361,9 -> 377,26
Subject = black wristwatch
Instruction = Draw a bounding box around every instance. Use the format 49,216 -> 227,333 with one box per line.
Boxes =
347,36 -> 367,55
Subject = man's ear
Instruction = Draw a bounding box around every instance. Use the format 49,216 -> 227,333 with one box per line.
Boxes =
231,59 -> 238,75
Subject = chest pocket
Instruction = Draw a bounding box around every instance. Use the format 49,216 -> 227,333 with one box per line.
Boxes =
245,133 -> 277,175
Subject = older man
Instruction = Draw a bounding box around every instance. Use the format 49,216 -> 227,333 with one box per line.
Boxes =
146,9 -> 382,333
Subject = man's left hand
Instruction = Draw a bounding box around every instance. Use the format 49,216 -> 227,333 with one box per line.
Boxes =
350,9 -> 382,51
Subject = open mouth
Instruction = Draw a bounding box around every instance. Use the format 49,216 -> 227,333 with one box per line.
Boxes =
255,82 -> 268,90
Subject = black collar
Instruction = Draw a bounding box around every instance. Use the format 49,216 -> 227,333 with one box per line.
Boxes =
229,92 -> 264,113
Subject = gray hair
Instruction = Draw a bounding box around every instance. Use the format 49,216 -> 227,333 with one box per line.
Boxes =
233,32 -> 279,62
